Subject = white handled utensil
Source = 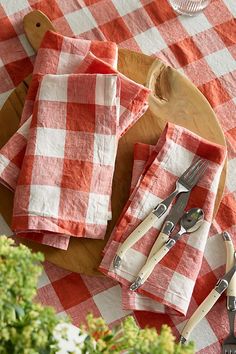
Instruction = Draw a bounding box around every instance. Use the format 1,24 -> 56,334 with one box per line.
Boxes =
147,191 -> 191,260
113,158 -> 208,269
221,232 -> 236,354
223,232 -> 236,299
130,208 -> 204,291
180,251 -> 236,344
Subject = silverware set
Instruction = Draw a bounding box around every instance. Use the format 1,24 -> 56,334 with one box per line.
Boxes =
113,157 -> 208,288
130,207 -> 204,291
112,157 -> 236,351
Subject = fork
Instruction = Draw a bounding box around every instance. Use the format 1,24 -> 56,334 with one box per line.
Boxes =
113,157 -> 208,269
222,232 -> 236,354
222,309 -> 236,354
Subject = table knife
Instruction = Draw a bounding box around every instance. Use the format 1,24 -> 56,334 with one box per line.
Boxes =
180,252 -> 236,343
147,191 -> 190,260
113,157 -> 207,269
223,232 -> 236,307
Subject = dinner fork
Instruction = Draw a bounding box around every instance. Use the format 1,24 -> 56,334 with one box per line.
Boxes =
113,157 -> 208,269
222,309 -> 236,354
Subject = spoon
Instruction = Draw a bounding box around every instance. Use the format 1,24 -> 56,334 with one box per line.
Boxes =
130,208 -> 204,291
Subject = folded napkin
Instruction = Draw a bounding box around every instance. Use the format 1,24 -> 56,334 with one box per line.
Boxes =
0,118 -> 31,191
0,30 -> 119,249
0,31 -> 150,249
0,30 -> 118,191
74,51 -> 149,137
13,73 -> 121,237
99,122 -> 226,315
20,30 -> 118,126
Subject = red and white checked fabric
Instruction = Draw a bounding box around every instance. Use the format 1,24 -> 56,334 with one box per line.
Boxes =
100,122 -> 226,316
36,260 -> 132,328
0,29 -> 120,249
0,30 -> 149,248
0,30 -> 118,193
0,117 -> 31,191
74,51 -> 150,137
1,0 -> 236,352
13,73 -> 121,237
20,30 -> 118,126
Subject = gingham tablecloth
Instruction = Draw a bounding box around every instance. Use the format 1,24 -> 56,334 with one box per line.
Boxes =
0,0 -> 236,352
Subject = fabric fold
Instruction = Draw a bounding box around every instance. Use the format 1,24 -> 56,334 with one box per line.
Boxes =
0,30 -> 150,249
99,122 -> 226,315
12,73 -> 121,238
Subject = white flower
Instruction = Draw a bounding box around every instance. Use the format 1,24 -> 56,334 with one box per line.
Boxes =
54,323 -> 87,354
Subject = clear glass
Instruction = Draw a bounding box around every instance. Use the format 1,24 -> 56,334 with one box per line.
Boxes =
168,0 -> 210,16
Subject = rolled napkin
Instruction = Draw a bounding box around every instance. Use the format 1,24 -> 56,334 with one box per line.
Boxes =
99,122 -> 226,315
0,31 -> 150,249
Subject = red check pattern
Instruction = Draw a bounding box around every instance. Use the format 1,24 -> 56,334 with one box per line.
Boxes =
20,30 -> 118,125
36,260 -> 133,327
12,73 -> 121,238
0,0 -> 236,352
0,30 -> 118,193
100,122 -> 226,316
0,117 -> 31,191
0,30 -> 149,248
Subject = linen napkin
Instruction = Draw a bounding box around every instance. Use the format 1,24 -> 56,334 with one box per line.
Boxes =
0,30 -> 118,192
20,30 -> 119,125
74,51 -> 149,137
12,73 -> 121,238
99,122 -> 226,315
0,31 -> 150,249
0,30 -> 119,249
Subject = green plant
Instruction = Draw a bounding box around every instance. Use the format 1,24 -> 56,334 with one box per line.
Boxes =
0,236 -> 195,354
79,314 -> 195,353
0,236 -> 60,354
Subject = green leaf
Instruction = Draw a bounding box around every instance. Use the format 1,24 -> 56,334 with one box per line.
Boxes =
103,334 -> 113,342
14,305 -> 25,319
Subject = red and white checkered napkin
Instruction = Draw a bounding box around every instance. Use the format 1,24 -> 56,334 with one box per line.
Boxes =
12,73 -> 121,237
0,30 -> 119,249
99,122 -> 226,316
0,117 -> 31,191
0,30 -> 150,249
74,51 -> 150,137
0,30 -> 118,192
20,30 -> 119,125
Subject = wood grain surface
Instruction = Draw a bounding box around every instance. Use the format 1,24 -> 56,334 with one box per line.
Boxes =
0,10 -> 226,275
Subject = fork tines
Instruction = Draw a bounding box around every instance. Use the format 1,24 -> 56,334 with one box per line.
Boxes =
222,343 -> 236,354
181,157 -> 208,187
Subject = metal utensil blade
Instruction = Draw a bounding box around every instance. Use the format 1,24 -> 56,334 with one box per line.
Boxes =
224,264 -> 236,286
162,191 -> 190,235
216,259 -> 236,295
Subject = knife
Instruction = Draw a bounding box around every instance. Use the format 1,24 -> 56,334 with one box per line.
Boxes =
222,231 -> 236,349
130,191 -> 190,291
147,191 -> 190,260
180,251 -> 236,343
113,158 -> 207,270
222,232 -> 236,308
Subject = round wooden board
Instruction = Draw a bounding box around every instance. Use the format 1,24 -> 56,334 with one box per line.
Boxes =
0,10 -> 226,275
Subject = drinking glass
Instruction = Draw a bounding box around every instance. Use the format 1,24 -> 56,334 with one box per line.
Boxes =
168,0 -> 211,16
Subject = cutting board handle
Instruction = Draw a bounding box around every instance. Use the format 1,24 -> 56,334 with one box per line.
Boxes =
23,10 -> 55,51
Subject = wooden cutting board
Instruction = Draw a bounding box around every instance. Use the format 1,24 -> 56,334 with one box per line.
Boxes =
0,10 -> 226,275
